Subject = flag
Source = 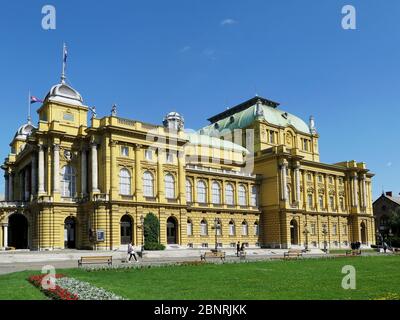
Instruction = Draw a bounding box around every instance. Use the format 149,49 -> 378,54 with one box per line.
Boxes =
63,44 -> 68,63
30,96 -> 43,104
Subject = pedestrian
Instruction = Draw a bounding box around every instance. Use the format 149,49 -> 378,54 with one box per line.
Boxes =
383,242 -> 388,253
240,242 -> 245,253
236,241 -> 240,257
127,242 -> 138,263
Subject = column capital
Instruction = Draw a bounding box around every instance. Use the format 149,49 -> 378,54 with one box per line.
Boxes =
279,158 -> 288,167
293,161 -> 301,169
109,140 -> 117,147
53,143 -> 60,151
38,144 -> 45,151
134,143 -> 143,150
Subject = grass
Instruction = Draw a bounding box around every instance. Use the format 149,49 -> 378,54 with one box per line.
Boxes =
0,255 -> 399,300
329,249 -> 376,254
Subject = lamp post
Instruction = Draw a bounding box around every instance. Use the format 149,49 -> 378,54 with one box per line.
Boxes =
140,215 -> 144,256
303,224 -> 310,252
322,225 -> 328,253
211,218 -> 220,252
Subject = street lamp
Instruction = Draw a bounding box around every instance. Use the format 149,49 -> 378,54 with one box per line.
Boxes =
211,218 -> 221,252
322,225 -> 328,253
139,215 -> 144,256
303,224 -> 310,252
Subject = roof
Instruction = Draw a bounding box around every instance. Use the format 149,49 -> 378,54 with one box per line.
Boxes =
44,82 -> 83,107
186,132 -> 249,154
200,96 -> 311,135
374,194 -> 400,206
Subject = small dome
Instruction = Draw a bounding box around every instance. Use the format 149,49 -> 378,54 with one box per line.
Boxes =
44,82 -> 83,106
163,111 -> 184,130
14,122 -> 36,141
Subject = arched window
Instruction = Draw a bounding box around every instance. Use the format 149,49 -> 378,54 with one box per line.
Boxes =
200,219 -> 208,236
238,185 -> 247,206
61,165 -> 76,198
143,171 -> 154,197
229,220 -> 235,236
197,180 -> 207,204
308,194 -> 313,207
119,168 -> 131,195
211,182 -> 221,204
187,219 -> 193,236
186,179 -> 193,203
216,219 -> 222,236
250,185 -> 258,207
225,183 -> 234,205
254,221 -> 259,236
165,174 -> 175,199
241,220 -> 248,236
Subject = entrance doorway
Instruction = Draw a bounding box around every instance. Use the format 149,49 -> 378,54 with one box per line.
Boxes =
64,217 -> 76,249
290,219 -> 299,245
120,215 -> 133,245
360,222 -> 367,244
167,217 -> 178,244
8,214 -> 28,249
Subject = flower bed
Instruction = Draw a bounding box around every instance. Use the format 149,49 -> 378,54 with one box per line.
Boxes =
28,274 -> 78,300
28,274 -> 125,300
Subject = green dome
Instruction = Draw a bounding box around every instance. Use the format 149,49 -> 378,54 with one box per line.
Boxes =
186,132 -> 249,154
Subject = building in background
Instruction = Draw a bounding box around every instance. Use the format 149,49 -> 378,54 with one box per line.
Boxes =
0,52 -> 375,251
373,191 -> 400,242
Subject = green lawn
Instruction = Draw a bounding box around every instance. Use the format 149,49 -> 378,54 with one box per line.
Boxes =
1,255 -> 399,300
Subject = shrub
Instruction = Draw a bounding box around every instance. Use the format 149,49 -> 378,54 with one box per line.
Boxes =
144,213 -> 165,250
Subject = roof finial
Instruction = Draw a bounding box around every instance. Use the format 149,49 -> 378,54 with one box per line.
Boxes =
309,115 -> 317,134
111,104 -> 117,117
61,43 -> 68,84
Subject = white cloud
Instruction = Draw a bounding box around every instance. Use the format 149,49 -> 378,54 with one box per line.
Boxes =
180,46 -> 191,53
221,18 -> 237,26
386,162 -> 392,167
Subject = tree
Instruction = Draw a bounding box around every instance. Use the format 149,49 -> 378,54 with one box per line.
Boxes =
143,213 -> 165,250
388,207 -> 400,235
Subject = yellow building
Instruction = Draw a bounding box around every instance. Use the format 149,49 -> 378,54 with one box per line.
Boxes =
0,59 -> 375,251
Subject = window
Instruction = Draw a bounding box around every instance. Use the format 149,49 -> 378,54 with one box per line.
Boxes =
329,196 -> 334,208
225,183 -> 234,205
186,179 -> 192,202
200,219 -> 208,236
166,152 -> 173,163
342,224 -> 348,235
201,243 -> 208,248
119,168 -> 131,195
63,112 -> 74,122
269,130 -> 275,144
229,220 -> 235,236
339,178 -> 343,185
329,176 -> 333,184
307,174 -> 312,181
143,171 -> 154,197
340,198 -> 345,211
254,221 -> 259,236
187,219 -> 193,236
61,165 -> 76,198
311,223 -> 316,235
145,150 -> 153,161
319,195 -> 324,208
197,181 -> 207,203
165,174 -> 175,199
318,175 -> 323,183
121,146 -> 129,157
238,185 -> 247,206
333,223 -> 337,235
308,194 -> 313,207
250,185 -> 258,207
241,221 -> 248,236
302,139 -> 308,151
211,182 -> 221,204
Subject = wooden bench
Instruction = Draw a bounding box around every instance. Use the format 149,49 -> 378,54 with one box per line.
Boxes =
283,249 -> 303,259
78,256 -> 113,267
346,249 -> 361,256
200,251 -> 226,262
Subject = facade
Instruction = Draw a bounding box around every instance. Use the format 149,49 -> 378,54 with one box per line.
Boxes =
0,62 -> 375,251
373,191 -> 400,239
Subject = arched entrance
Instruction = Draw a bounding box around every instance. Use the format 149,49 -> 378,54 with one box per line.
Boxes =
167,217 -> 178,244
360,222 -> 367,245
64,217 -> 76,249
120,215 -> 133,245
290,219 -> 299,245
8,214 -> 28,249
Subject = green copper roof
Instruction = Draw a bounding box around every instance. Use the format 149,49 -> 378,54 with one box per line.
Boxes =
200,97 -> 311,135
186,132 -> 249,154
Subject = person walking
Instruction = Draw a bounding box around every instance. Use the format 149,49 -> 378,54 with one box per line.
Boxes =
236,241 -> 241,257
127,242 -> 138,263
240,242 -> 245,253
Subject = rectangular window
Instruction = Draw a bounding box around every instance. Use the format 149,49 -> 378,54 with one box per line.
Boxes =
121,146 -> 129,157
329,196 -> 334,208
229,224 -> 235,236
319,196 -> 324,208
303,139 -> 308,151
145,150 -> 153,161
311,223 -> 316,235
308,194 -> 313,207
342,224 -> 347,235
166,152 -> 173,163
63,112 -> 74,122
307,174 -> 312,181
187,222 -> 193,236
269,131 -> 275,144
318,175 -> 323,183
201,243 -> 208,248
333,223 -> 337,235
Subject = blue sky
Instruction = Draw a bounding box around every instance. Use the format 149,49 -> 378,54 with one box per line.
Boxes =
0,0 -> 399,200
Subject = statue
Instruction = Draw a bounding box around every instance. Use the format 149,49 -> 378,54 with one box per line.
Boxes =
89,106 -> 97,119
111,104 -> 117,117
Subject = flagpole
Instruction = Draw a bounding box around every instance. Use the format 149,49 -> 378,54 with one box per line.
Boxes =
28,90 -> 31,124
61,42 -> 66,84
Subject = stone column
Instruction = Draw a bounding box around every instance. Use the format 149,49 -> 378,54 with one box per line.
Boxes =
38,145 -> 45,194
157,149 -> 164,200
109,140 -> 117,199
24,168 -> 30,201
177,150 -> 186,204
8,172 -> 13,201
2,224 -> 8,248
53,144 -> 60,193
91,142 -> 99,193
31,154 -> 37,196
81,148 -> 87,196
294,162 -> 301,203
280,159 -> 288,201
135,144 -> 143,201
4,173 -> 9,202
361,174 -> 367,209
352,173 -> 358,207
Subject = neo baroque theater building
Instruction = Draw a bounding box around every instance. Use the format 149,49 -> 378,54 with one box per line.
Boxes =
0,66 -> 375,251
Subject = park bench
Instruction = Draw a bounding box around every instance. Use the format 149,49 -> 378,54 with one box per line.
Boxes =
200,251 -> 226,262
78,256 -> 113,267
346,249 -> 361,256
283,249 -> 303,259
